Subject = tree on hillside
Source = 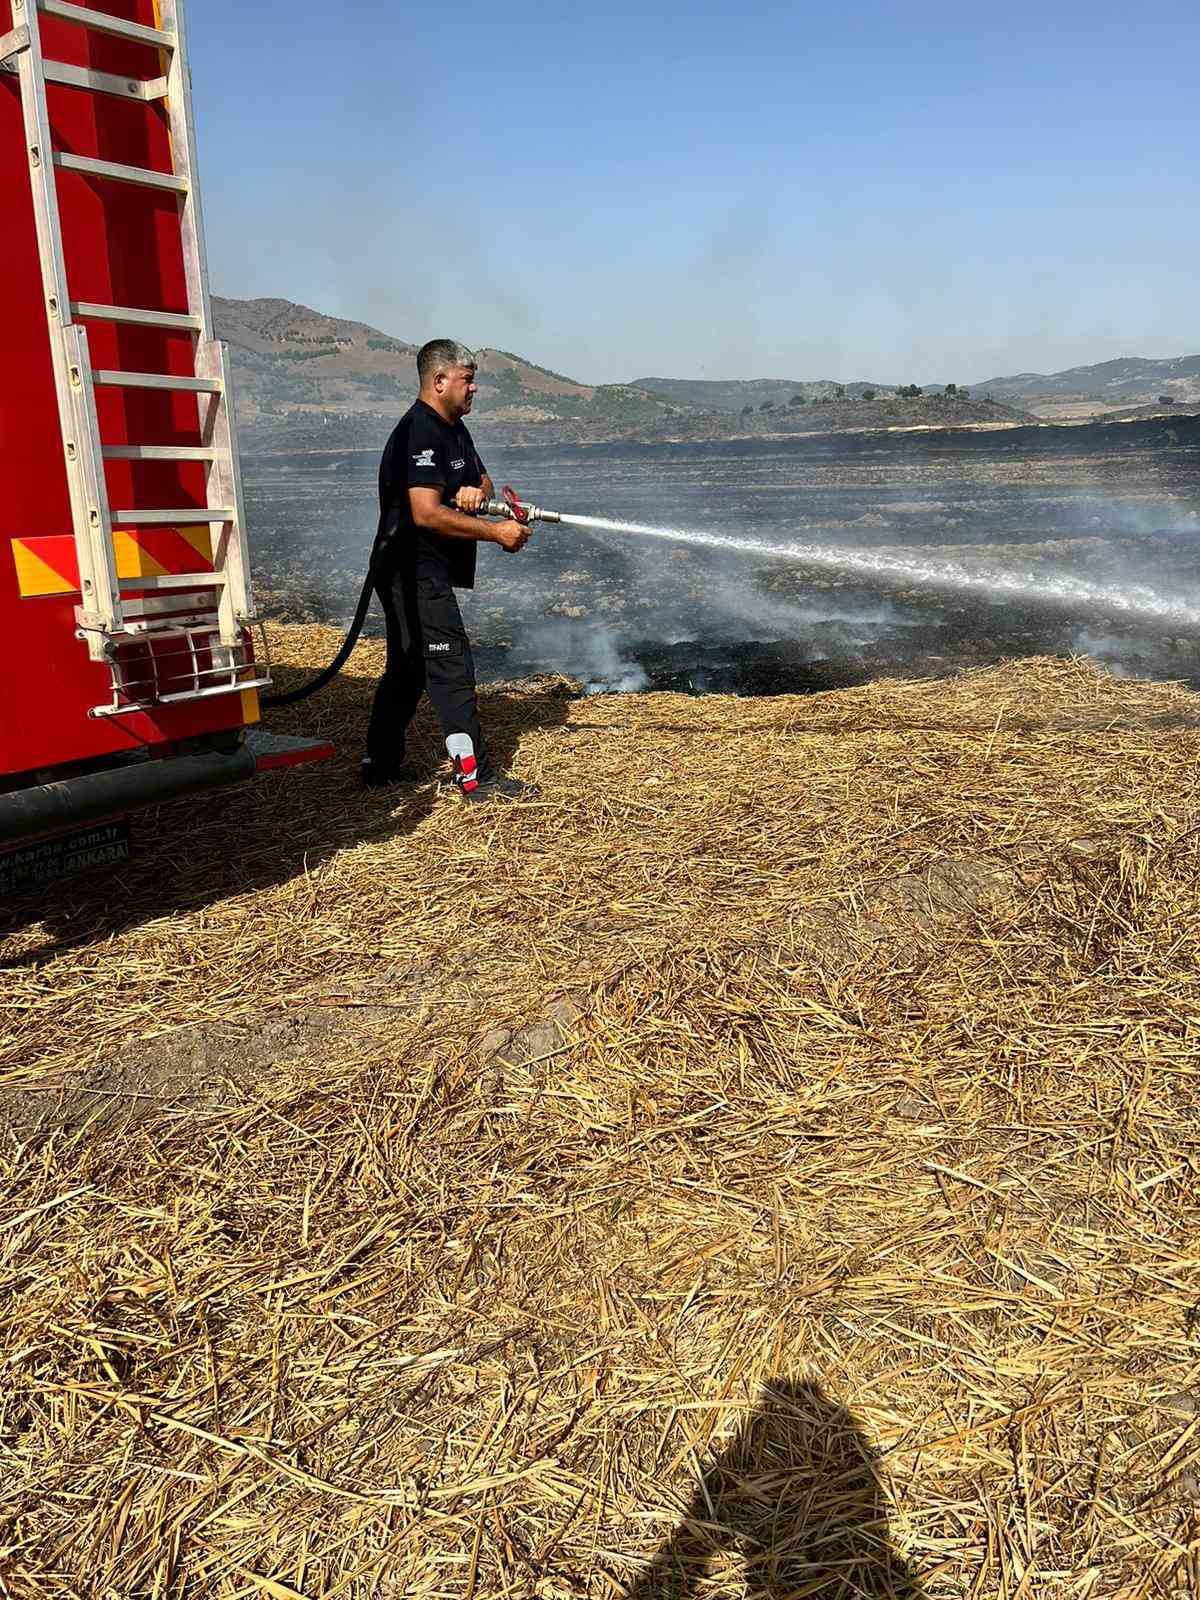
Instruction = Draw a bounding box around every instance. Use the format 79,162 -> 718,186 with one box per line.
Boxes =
759,401 -> 775,411
835,385 -> 846,399
898,384 -> 924,399
741,404 -> 753,416
789,394 -> 806,406
862,388 -> 877,401
945,383 -> 958,395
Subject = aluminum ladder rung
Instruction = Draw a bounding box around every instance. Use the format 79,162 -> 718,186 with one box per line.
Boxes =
119,598 -> 219,625
113,507 -> 234,525
39,1 -> 176,51
42,58 -> 169,100
72,300 -> 202,331
55,151 -> 187,193
113,571 -> 227,592
121,589 -> 215,610
103,445 -> 219,461
1,23 -> 30,64
93,369 -> 224,393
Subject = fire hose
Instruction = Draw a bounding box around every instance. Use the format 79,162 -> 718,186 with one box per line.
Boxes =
262,486 -> 561,708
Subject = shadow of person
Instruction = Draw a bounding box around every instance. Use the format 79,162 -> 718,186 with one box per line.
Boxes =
0,667 -> 574,959
624,1377 -> 922,1599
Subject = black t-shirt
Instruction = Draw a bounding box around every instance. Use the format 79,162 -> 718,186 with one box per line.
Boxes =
376,400 -> 488,589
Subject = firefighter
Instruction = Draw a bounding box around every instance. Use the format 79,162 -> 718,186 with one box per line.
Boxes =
363,339 -> 532,800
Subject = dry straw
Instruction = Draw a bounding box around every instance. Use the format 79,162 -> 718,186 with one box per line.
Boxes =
1,625 -> 1199,1598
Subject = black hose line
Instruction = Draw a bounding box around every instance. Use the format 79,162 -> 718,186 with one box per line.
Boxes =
260,563 -> 377,708
261,514 -> 392,709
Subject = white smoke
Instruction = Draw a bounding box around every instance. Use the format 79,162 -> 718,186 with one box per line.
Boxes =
520,618 -> 648,694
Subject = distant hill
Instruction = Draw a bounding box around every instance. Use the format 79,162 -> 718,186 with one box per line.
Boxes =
633,377 -> 885,411
212,297 -> 684,446
623,390 -> 1030,442
212,295 -> 1031,450
974,353 -> 1200,411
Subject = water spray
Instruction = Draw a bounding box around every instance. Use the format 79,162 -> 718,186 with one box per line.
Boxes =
484,495 -> 1200,635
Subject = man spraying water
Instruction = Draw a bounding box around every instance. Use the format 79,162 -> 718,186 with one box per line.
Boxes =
363,340 -> 534,801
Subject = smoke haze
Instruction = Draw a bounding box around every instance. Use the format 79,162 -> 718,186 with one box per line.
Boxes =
244,417 -> 1200,697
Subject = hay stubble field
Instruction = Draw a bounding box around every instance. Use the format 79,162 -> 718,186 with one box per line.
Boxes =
2,626 -> 1199,1598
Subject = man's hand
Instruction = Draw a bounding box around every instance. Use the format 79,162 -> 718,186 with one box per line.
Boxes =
455,485 -> 487,514
492,519 -> 531,553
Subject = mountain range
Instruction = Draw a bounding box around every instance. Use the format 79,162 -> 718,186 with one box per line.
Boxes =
211,296 -> 1196,449
972,354 -> 1200,412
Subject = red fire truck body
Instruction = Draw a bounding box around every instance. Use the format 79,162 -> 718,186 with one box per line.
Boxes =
1,1 -> 325,881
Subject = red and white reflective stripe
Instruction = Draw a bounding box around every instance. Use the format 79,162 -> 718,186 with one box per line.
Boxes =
457,755 -> 479,792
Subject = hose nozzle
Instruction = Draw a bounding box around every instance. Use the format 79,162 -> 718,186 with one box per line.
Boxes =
479,487 -> 562,525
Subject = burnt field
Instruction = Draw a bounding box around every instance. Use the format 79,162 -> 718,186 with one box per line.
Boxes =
245,412 -> 1200,695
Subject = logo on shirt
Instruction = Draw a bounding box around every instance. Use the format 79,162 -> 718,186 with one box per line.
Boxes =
428,641 -> 451,653
413,449 -> 436,468
451,458 -> 466,470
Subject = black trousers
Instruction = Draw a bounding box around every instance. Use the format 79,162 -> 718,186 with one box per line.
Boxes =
365,564 -> 491,777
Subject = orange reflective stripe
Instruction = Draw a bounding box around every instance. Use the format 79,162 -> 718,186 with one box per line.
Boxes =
11,537 -> 79,596
177,525 -> 214,565
12,525 -> 217,596
112,529 -> 171,578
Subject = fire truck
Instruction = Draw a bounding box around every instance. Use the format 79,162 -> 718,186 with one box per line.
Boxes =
0,0 -> 329,893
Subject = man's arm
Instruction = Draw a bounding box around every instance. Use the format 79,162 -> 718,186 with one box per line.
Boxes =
409,486 -> 528,551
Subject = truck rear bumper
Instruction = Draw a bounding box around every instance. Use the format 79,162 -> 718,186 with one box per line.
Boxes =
0,732 -> 334,845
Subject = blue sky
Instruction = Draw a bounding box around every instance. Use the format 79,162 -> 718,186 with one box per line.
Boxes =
189,0 -> 1199,386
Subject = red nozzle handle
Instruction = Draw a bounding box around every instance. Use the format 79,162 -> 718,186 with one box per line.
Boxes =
501,485 -> 530,525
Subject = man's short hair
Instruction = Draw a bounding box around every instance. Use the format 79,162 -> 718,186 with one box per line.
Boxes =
418,338 -> 476,384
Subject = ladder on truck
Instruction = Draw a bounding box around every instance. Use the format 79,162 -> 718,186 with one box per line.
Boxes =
1,0 -> 267,715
